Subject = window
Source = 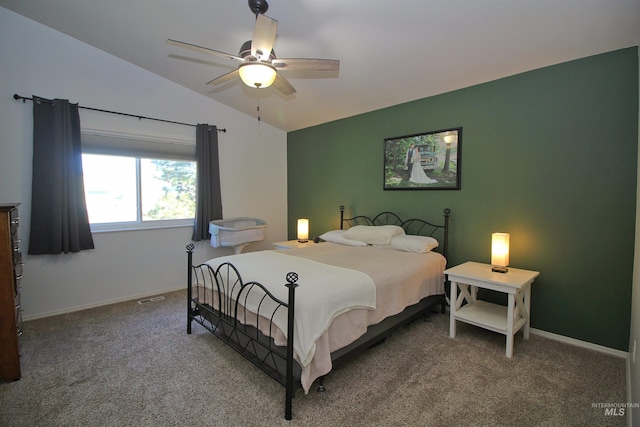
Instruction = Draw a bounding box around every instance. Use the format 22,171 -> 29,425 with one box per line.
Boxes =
82,153 -> 196,231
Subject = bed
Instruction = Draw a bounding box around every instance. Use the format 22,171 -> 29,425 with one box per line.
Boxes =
186,205 -> 451,420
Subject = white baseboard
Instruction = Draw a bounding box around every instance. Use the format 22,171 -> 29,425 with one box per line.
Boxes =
23,286 -> 186,322
530,327 -> 628,359
431,304 -> 626,358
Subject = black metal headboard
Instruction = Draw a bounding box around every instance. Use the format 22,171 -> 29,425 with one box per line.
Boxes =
339,205 -> 452,259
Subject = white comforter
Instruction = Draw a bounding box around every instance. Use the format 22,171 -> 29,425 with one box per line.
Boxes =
205,250 -> 376,367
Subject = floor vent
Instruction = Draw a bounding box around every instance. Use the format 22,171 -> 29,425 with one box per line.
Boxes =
137,296 -> 166,304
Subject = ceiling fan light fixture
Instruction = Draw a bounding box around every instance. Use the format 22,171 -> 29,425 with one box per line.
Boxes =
238,62 -> 277,89
169,1 -> 337,96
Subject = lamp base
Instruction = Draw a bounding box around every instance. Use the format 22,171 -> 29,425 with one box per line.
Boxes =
298,240 -> 308,243
492,266 -> 508,273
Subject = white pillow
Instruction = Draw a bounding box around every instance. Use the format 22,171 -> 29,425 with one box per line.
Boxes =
387,234 -> 439,253
343,225 -> 405,245
319,230 -> 369,247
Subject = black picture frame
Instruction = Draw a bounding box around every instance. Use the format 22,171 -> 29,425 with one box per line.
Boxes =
384,127 -> 462,190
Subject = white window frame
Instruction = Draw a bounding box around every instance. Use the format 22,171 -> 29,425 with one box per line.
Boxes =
81,129 -> 196,233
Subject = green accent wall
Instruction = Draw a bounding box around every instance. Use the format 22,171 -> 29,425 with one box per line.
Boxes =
288,47 -> 638,351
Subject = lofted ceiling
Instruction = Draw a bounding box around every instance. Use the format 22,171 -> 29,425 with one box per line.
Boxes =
1,0 -> 639,132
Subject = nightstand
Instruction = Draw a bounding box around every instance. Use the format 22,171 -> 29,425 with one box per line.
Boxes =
273,240 -> 316,250
445,261 -> 540,358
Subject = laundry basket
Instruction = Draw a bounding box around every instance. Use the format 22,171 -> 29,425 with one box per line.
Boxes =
209,217 -> 267,254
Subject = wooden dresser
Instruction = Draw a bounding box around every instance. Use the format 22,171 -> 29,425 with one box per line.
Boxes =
0,203 -> 23,381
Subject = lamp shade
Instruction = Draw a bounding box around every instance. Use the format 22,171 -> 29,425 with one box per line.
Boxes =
238,62 -> 277,89
491,232 -> 510,270
297,219 -> 309,242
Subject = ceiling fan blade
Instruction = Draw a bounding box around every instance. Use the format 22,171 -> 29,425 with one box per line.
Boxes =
207,69 -> 240,85
272,58 -> 340,71
167,39 -> 243,63
251,14 -> 278,59
272,73 -> 296,95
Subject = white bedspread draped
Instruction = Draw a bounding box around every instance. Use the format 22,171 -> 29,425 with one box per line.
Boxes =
205,250 -> 376,367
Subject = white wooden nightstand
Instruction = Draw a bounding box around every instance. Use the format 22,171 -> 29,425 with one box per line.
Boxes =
445,261 -> 540,357
273,240 -> 316,250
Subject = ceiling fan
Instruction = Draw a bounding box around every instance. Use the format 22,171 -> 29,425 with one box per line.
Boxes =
167,0 -> 340,95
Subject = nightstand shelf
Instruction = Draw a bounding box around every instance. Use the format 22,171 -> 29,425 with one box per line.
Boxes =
454,300 -> 527,335
445,261 -> 539,358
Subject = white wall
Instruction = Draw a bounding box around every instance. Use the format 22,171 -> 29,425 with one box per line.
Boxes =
0,8 -> 288,319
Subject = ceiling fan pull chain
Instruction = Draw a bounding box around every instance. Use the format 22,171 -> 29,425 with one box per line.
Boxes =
257,100 -> 261,123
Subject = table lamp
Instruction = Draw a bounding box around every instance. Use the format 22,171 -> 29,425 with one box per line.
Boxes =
491,232 -> 510,273
297,219 -> 309,243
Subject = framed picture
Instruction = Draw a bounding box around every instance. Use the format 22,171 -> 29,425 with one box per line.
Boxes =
384,127 -> 462,190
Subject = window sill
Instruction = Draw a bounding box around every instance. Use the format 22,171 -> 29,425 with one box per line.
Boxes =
90,219 -> 193,233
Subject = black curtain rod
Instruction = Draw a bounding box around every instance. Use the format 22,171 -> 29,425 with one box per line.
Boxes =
13,94 -> 226,133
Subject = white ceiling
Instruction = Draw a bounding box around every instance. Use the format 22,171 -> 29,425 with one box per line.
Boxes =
2,0 -> 639,132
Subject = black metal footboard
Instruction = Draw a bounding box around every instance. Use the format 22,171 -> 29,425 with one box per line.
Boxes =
185,244 -> 299,420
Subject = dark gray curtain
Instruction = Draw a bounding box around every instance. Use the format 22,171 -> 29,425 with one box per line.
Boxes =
28,97 -> 94,255
192,124 -> 223,241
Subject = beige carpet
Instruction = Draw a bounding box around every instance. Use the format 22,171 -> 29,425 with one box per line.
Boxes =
0,289 -> 627,426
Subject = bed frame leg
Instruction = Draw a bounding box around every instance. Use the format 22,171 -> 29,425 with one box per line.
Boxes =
186,244 -> 195,335
317,376 -> 326,393
285,272 -> 299,421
